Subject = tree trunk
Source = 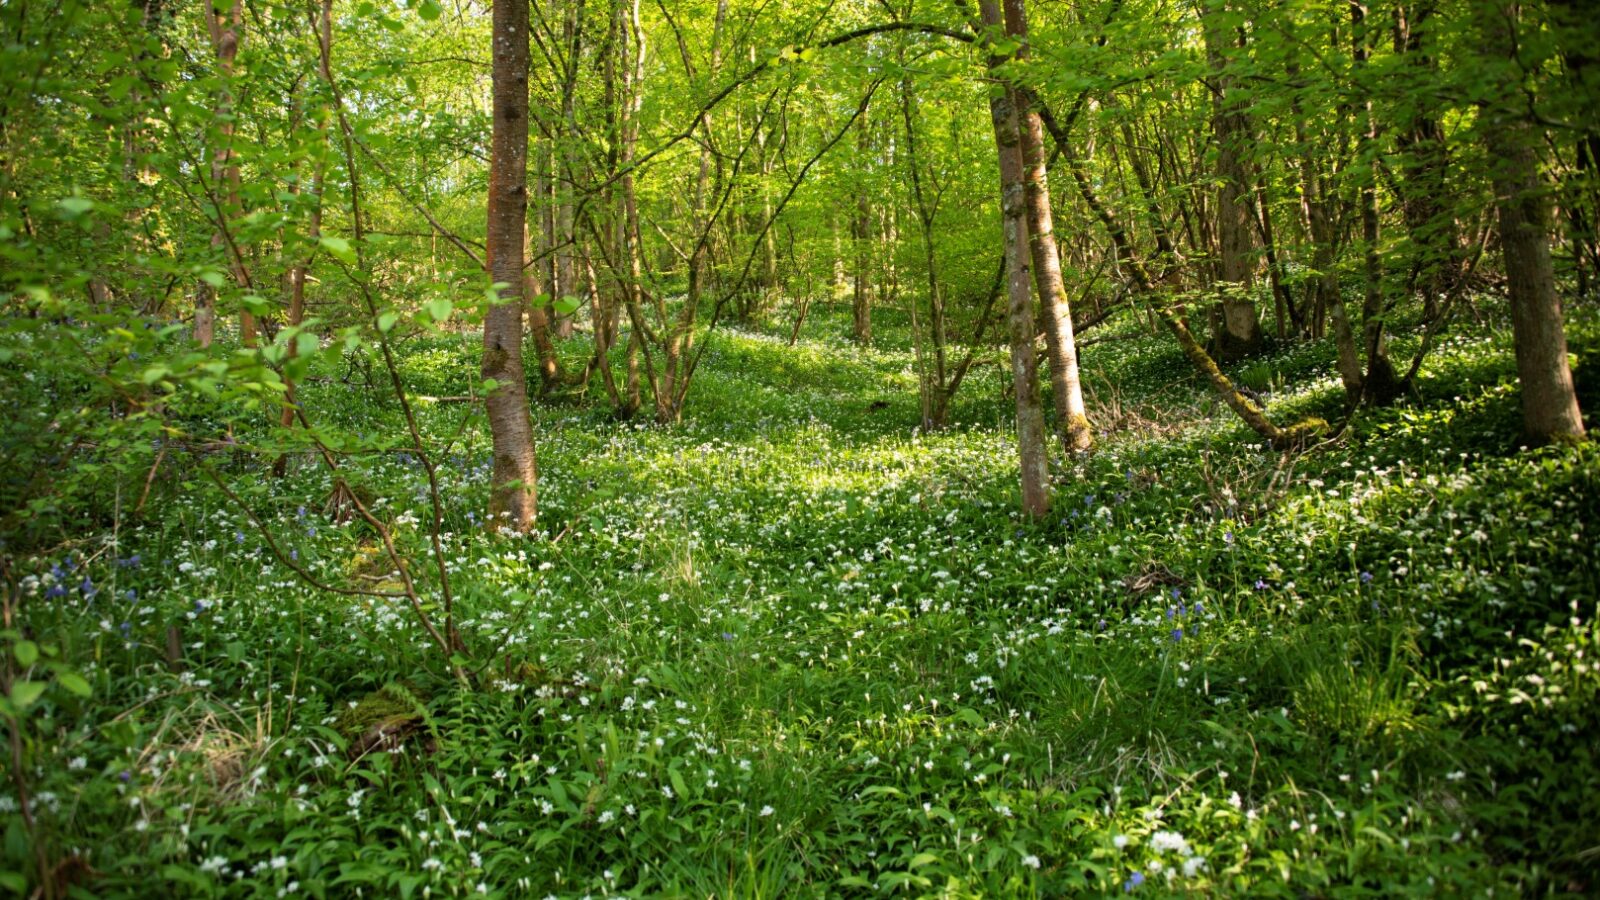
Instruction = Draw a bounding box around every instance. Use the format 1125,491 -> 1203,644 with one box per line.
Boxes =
1352,0 -> 1404,405
482,0 -> 539,530
1477,0 -> 1586,442
980,0 -> 1051,519
1201,0 -> 1263,360
1004,0 -> 1092,453
852,120 -> 873,345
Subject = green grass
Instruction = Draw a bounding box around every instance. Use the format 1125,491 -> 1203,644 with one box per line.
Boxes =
5,298 -> 1598,897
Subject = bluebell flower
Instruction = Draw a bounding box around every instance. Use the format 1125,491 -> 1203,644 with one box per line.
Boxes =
124,589 -> 136,602
119,622 -> 131,636
1170,587 -> 1181,601
235,531 -> 245,544
80,576 -> 97,598
1193,602 -> 1203,616
1254,579 -> 1268,590
194,599 -> 208,614
1171,628 -> 1183,642
1360,571 -> 1373,584
1124,871 -> 1145,891
119,770 -> 131,783
1224,531 -> 1234,544
721,632 -> 735,641
290,549 -> 299,561
46,583 -> 67,599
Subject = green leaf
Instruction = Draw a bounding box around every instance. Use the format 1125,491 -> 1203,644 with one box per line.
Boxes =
10,680 -> 45,709
377,312 -> 399,333
416,0 -> 442,20
56,197 -> 95,217
57,671 -> 91,698
141,365 -> 172,385
424,297 -> 453,322
554,295 -> 582,316
320,235 -> 356,264
13,641 -> 38,667
200,270 -> 227,289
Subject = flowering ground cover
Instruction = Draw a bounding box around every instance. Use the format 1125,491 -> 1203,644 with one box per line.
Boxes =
5,301 -> 1597,897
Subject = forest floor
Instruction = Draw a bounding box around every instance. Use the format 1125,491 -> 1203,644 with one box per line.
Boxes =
14,297 -> 1600,897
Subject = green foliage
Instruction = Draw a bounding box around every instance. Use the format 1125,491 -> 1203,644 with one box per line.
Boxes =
0,300 -> 1594,895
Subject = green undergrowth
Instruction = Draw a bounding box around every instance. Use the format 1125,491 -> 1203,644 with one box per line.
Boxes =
4,298 -> 1597,897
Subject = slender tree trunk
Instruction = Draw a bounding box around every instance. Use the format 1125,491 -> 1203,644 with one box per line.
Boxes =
1201,0 -> 1263,360
900,74 -> 950,430
1352,0 -> 1404,405
979,0 -> 1050,519
1004,0 -> 1092,453
1477,0 -> 1586,442
483,0 -> 539,530
852,119 -> 873,345
522,222 -> 561,391
276,0 -> 333,460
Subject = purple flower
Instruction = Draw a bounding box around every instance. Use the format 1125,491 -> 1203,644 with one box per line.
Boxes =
119,770 -> 131,783
1224,531 -> 1234,544
235,531 -> 245,545
1360,571 -> 1373,584
1254,579 -> 1268,590
721,632 -> 735,641
46,583 -> 67,599
80,576 -> 97,598
1193,602 -> 1203,616
1171,628 -> 1183,642
124,589 -> 136,602
1124,871 -> 1145,891
1169,587 -> 1181,601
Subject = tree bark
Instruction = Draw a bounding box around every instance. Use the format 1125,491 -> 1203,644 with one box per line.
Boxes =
979,0 -> 1051,519
1477,0 -> 1586,442
1003,0 -> 1092,453
483,0 -> 540,530
1200,0 -> 1263,360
